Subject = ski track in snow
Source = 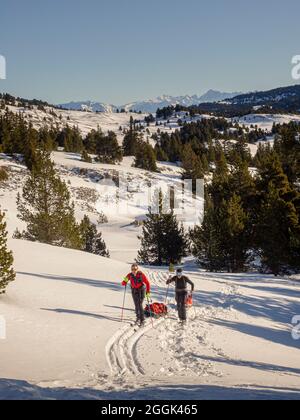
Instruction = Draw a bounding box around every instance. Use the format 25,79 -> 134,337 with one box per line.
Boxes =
100,270 -> 240,390
151,272 -> 240,380
98,270 -> 167,390
102,318 -> 165,391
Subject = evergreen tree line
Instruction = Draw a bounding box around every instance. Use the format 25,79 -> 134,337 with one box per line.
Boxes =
0,111 -> 159,172
190,141 -> 300,275
1,108 -> 273,177
155,126 -> 253,188
0,93 -> 52,110
137,127 -> 300,275
154,118 -> 274,165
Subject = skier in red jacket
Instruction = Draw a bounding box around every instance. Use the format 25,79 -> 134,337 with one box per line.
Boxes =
122,264 -> 151,327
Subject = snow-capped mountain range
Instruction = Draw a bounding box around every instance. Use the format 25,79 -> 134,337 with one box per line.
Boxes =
58,90 -> 242,114
58,101 -> 117,114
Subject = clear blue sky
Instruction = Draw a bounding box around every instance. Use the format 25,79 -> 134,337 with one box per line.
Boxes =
0,0 -> 300,105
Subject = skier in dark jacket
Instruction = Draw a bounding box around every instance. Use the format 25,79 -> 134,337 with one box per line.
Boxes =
122,264 -> 151,327
166,268 -> 194,323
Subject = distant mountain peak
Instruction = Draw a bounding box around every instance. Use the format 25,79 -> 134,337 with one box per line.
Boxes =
58,90 -> 243,114
58,101 -> 117,113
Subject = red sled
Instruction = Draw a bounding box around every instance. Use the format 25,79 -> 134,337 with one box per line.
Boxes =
186,292 -> 193,308
145,302 -> 168,319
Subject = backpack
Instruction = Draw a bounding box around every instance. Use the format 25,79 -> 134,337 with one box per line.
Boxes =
129,272 -> 143,288
145,302 -> 168,318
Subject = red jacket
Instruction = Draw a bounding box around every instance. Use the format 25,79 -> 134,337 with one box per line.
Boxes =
122,272 -> 150,293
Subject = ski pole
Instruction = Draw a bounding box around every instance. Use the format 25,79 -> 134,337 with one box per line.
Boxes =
165,285 -> 170,305
192,292 -> 197,319
121,285 -> 127,322
164,285 -> 170,319
147,296 -> 154,328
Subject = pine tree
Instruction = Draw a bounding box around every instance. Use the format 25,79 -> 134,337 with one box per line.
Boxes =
181,144 -> 204,188
227,138 -> 252,166
17,150 -> 81,249
79,215 -> 110,257
191,193 -> 249,272
138,190 -> 188,265
123,117 -> 139,156
229,160 -> 258,236
63,126 -> 83,153
253,143 -> 273,172
23,124 -> 39,171
84,129 -> 98,154
38,126 -> 56,151
0,111 -> 28,154
81,149 -> 92,163
154,145 -> 169,161
0,209 -> 15,294
208,138 -> 216,164
274,125 -> 300,185
223,194 -> 249,272
208,149 -> 230,207
96,131 -> 123,164
192,138 -> 252,273
257,185 -> 299,275
191,195 -> 218,270
134,141 -> 158,172
201,154 -> 209,174
256,153 -> 300,275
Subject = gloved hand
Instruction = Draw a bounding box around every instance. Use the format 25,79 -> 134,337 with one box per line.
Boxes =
122,277 -> 129,287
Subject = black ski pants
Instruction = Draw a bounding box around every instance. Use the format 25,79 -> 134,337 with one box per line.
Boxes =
176,291 -> 188,321
132,287 -> 146,322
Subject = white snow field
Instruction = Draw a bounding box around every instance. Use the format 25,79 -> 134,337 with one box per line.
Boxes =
2,104 -> 179,143
4,105 -> 148,138
233,113 -> 300,132
0,152 -> 300,400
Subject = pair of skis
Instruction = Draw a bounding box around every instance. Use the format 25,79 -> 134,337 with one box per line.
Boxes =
130,321 -> 146,332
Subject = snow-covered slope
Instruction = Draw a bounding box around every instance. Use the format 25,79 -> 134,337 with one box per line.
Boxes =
0,239 -> 130,387
2,105 -> 147,138
233,113 -> 300,131
0,239 -> 299,400
1,103 -> 184,141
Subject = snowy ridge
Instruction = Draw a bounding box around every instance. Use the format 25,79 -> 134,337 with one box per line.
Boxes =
59,101 -> 117,114
2,104 -> 148,138
59,90 -> 242,114
227,84 -> 300,110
